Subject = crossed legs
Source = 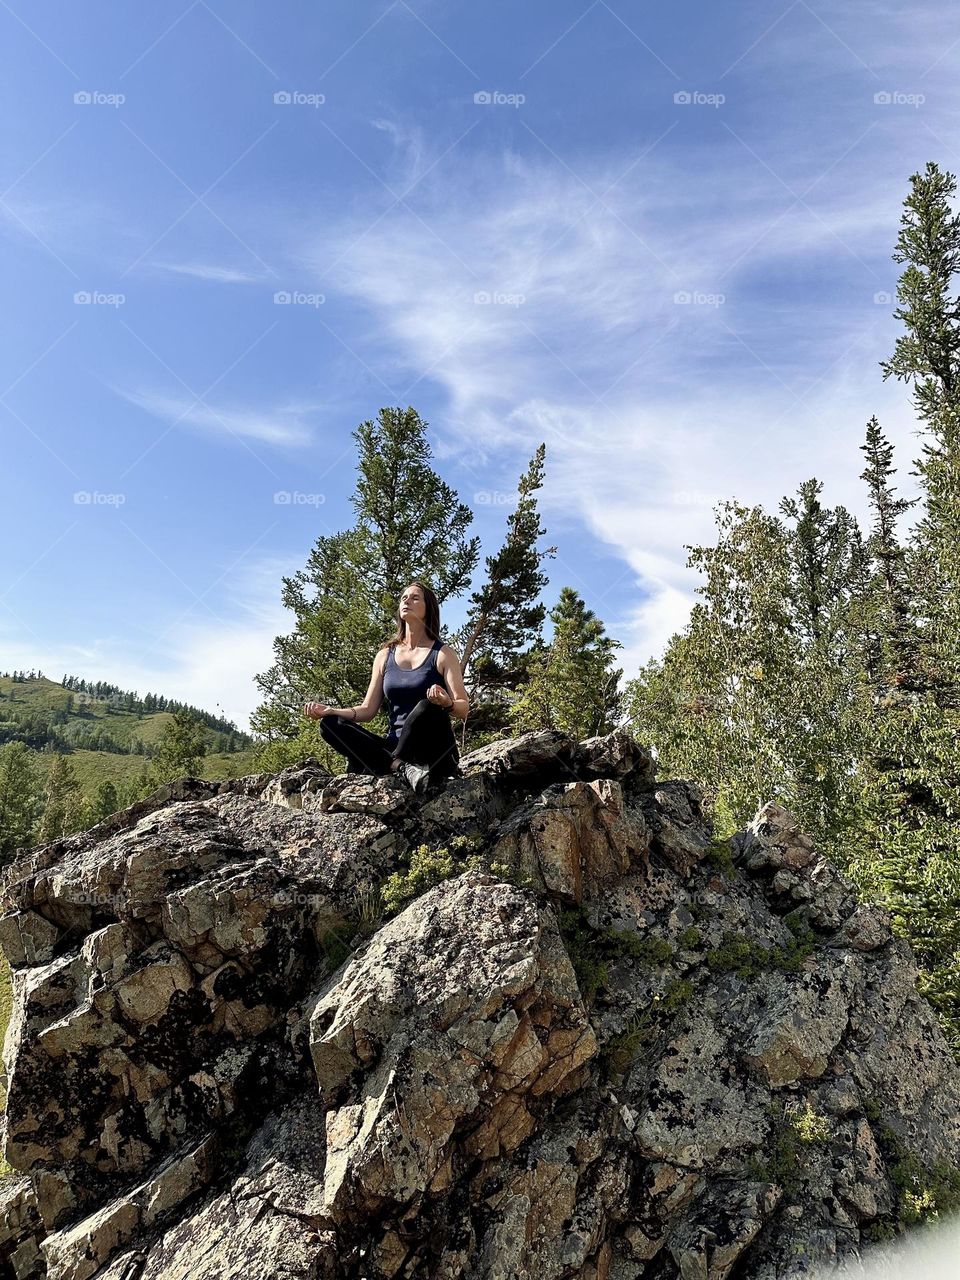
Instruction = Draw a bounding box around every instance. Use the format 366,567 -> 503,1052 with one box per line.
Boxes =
318,698 -> 460,779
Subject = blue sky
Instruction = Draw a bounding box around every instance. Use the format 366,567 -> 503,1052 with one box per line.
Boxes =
2,1 -> 957,731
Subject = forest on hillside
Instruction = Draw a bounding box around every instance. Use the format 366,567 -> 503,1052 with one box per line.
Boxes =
0,671 -> 250,754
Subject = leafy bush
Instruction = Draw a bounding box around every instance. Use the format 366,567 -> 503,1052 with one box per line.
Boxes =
557,905 -> 676,1005
381,836 -> 484,914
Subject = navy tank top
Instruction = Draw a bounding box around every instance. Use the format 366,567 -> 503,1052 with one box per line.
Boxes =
382,637 -> 444,745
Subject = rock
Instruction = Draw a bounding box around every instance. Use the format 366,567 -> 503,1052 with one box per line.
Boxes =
459,728 -> 579,781
572,730 -> 657,788
0,1176 -> 44,1279
260,759 -> 329,810
0,734 -> 957,1279
637,780 -> 713,876
740,954 -> 858,1086
40,1135 -> 217,1280
305,871 -> 596,1224
734,802 -> 870,939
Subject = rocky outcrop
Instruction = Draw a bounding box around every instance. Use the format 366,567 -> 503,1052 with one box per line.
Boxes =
0,730 -> 958,1279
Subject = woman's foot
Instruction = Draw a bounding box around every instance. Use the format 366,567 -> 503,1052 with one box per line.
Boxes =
389,757 -> 403,772
402,762 -> 433,795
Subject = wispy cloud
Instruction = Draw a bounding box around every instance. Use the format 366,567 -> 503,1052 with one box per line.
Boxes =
117,387 -> 315,447
370,117 -> 429,192
149,261 -> 266,284
300,135 -> 923,667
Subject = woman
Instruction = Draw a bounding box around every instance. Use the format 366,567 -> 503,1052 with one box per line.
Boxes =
303,581 -> 470,793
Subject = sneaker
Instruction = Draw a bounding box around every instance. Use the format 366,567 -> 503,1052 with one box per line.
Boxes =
402,762 -> 433,795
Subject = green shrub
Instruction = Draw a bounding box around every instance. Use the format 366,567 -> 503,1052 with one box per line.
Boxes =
318,927 -> 354,971
705,927 -> 816,978
705,840 -> 735,872
745,1101 -> 804,1198
557,907 -> 610,1005
556,906 -> 676,1005
602,1008 -> 658,1077
689,899 -> 714,924
381,836 -> 484,915
661,977 -> 694,1011
600,978 -> 695,1078
352,881 -> 385,937
790,1100 -> 831,1143
873,1120 -> 960,1226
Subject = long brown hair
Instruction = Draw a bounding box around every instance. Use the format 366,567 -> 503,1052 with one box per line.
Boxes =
380,581 -> 442,651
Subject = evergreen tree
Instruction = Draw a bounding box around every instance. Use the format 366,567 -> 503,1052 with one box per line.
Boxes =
451,444 -> 557,744
37,753 -> 82,845
150,711 -> 209,785
63,787 -> 95,837
0,742 -> 43,863
508,586 -> 623,739
776,480 -> 873,846
93,779 -> 119,823
625,487 -> 871,854
880,160 -> 960,686
848,162 -> 960,1052
858,416 -> 918,684
349,406 -> 480,617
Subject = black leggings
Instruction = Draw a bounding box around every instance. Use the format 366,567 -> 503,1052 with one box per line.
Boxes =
318,698 -> 460,778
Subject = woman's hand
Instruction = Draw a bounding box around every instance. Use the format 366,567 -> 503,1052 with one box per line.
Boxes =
303,701 -> 331,720
426,684 -> 452,708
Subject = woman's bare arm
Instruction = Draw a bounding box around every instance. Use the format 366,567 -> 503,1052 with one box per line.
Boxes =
304,649 -> 386,722
432,646 -> 470,721
350,649 -> 387,723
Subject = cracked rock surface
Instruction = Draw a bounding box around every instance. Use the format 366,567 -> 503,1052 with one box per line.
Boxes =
0,731 -> 958,1279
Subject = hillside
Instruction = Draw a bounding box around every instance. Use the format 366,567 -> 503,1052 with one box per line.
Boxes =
0,674 -> 258,790
0,729 -> 957,1279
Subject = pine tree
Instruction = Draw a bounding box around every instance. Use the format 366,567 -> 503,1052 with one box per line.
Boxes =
625,487 -> 871,854
0,742 -> 43,863
150,711 -> 209,785
93,779 -> 119,823
858,416 -> 918,684
508,586 -> 623,739
451,444 -> 557,744
63,787 -> 95,836
849,162 -> 960,1052
37,753 -> 82,846
776,480 -> 873,847
349,406 -> 480,618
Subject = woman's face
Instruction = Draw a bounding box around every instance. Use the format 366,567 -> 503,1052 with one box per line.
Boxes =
399,586 -> 426,627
